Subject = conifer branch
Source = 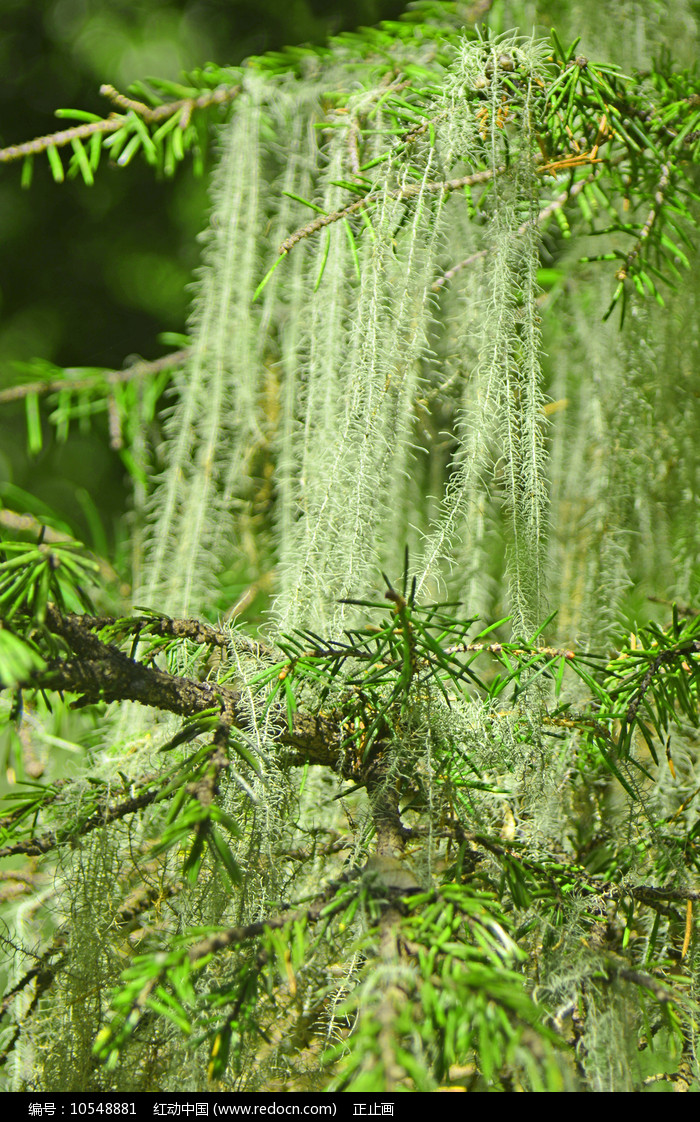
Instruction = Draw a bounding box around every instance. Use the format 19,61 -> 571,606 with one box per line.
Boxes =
0,348 -> 189,405
4,14 -> 700,1091
615,163 -> 672,282
280,148 -> 608,259
279,168 -> 501,254
432,170 -> 598,290
17,607 -> 344,769
0,118 -> 124,164
0,787 -> 160,860
0,86 -> 239,166
98,83 -> 239,124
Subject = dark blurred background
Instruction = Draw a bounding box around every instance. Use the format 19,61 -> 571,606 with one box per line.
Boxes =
0,0 -> 412,548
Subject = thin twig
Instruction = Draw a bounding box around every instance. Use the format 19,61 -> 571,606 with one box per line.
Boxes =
0,348 -> 190,405
0,786 -> 162,860
0,118 -> 123,164
616,163 -> 671,282
99,83 -> 239,124
186,880 -> 356,963
74,610 -> 279,662
0,86 -> 239,166
281,149 -> 604,260
279,167 -> 501,254
432,169 -> 599,291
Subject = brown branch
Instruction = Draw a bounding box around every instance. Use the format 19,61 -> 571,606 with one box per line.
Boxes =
92,612 -> 278,662
625,885 -> 700,904
281,147 -> 606,265
616,163 -> 671,282
0,348 -> 189,405
279,167 -> 501,254
0,607 -> 383,860
0,787 -> 161,860
613,964 -> 674,1004
444,639 -> 576,659
26,607 -> 344,768
0,85 -> 239,166
185,860 -> 371,964
186,897 -> 339,964
98,83 -> 239,125
0,118 -> 124,164
623,641 -> 700,724
432,168 -> 600,291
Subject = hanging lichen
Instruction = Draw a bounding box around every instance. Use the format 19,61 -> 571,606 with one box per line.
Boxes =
4,0 -> 700,1096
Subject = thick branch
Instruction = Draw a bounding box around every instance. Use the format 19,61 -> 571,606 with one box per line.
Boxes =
30,607 -> 344,768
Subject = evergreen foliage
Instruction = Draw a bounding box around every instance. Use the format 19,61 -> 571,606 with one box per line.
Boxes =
1,0 -> 700,1093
